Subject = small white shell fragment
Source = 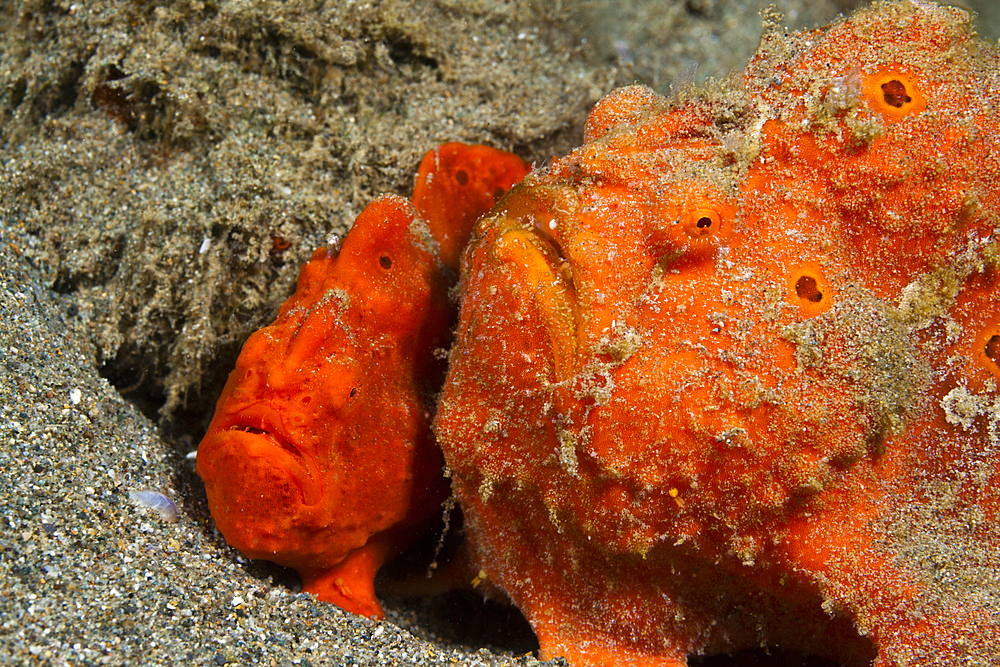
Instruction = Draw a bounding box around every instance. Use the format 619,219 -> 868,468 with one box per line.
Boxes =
69,388 -> 82,405
128,489 -> 179,522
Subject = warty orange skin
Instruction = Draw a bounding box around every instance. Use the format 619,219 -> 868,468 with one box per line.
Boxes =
196,145 -> 527,617
435,2 -> 1000,664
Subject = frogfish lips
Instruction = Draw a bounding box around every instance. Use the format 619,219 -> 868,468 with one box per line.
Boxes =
196,410 -> 325,560
471,184 -> 582,378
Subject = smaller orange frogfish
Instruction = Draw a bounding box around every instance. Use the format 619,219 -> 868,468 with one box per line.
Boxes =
195,144 -> 528,617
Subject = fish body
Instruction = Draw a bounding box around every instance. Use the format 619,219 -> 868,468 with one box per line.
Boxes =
196,195 -> 451,616
435,2 -> 1000,664
196,146 -> 527,617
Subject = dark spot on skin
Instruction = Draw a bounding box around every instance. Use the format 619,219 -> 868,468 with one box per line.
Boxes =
881,79 -> 911,108
795,275 -> 823,302
455,169 -> 469,186
380,255 -> 392,269
986,334 -> 1000,368
350,387 -> 358,398
686,209 -> 720,238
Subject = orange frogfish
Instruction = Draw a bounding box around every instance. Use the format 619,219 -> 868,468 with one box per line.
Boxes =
195,144 -> 528,617
435,1 -> 1000,666
198,1 -> 1000,665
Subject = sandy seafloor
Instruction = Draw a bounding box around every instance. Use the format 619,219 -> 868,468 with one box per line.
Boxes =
2,0 -> 1000,665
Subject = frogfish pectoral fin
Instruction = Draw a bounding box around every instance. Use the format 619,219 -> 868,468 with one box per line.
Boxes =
297,535 -> 398,618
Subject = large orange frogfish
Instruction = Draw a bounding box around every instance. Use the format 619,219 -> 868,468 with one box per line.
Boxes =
199,1 -> 1000,665
435,2 -> 1000,665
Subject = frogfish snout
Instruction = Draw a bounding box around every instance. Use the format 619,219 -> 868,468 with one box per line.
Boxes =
196,405 -> 332,563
